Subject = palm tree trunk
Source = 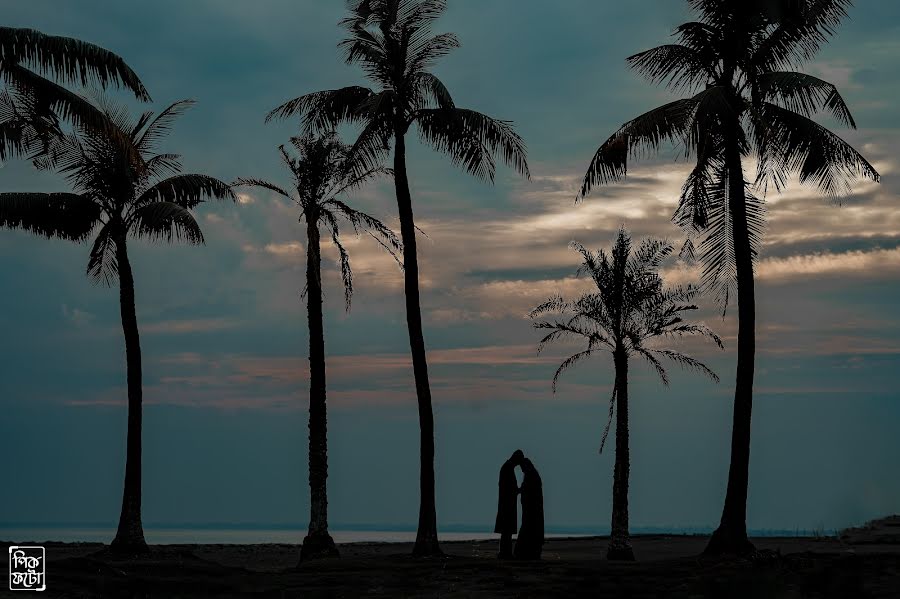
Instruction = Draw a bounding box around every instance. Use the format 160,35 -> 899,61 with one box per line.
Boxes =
300,215 -> 338,562
394,130 -> 441,558
110,234 -> 148,554
705,128 -> 757,556
608,347 -> 635,561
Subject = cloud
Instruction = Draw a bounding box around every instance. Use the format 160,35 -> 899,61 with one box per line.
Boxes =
143,318 -> 239,335
758,247 -> 900,282
61,304 -> 95,328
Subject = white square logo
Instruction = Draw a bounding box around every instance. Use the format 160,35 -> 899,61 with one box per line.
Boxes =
8,546 -> 46,592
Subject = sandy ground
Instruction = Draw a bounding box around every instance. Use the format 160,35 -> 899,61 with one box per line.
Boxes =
2,532 -> 899,597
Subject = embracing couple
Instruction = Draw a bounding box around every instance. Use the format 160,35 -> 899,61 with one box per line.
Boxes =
494,449 -> 544,560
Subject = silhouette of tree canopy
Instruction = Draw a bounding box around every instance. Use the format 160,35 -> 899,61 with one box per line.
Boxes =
266,0 -> 529,557
531,228 -> 721,561
576,0 -> 878,555
0,97 -> 233,553
235,131 -> 400,309
0,27 -> 149,160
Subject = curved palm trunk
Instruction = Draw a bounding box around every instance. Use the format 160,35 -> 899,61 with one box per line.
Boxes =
394,130 -> 441,557
300,216 -> 339,561
608,348 -> 635,561
110,235 -> 149,554
706,128 -> 757,556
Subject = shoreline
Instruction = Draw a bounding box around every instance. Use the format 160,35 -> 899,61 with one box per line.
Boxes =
0,526 -> 841,546
5,524 -> 898,597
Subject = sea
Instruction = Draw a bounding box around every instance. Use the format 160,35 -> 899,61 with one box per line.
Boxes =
0,524 -> 830,545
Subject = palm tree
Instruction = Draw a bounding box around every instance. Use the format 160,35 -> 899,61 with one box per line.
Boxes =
531,229 -> 722,560
0,97 -> 233,554
266,0 -> 529,556
234,131 -> 400,561
1,27 -> 149,160
577,0 -> 879,554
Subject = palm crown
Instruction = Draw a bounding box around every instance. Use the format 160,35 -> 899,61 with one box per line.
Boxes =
531,229 -> 722,449
234,131 -> 401,308
0,97 -> 233,283
0,27 -> 149,159
578,0 -> 879,307
267,0 -> 529,181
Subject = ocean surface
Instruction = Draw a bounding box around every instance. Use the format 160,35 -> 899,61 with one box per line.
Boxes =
0,525 -> 829,545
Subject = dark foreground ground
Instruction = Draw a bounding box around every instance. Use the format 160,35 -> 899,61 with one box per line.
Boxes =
3,521 -> 900,598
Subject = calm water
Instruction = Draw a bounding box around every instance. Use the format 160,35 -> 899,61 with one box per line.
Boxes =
0,526 -> 824,545
0,528 -> 499,544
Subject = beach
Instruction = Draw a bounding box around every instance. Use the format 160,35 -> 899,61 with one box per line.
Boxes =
5,525 -> 900,598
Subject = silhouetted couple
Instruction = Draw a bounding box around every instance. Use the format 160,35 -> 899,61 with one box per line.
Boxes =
494,449 -> 544,560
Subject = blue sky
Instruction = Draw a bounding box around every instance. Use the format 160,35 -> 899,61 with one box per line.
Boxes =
1,1 -> 899,534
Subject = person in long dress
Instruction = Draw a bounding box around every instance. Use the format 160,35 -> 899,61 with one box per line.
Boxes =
494,449 -> 524,559
514,457 -> 544,560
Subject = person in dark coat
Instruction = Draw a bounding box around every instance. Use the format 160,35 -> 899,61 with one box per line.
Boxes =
494,449 -> 524,559
514,457 -> 544,560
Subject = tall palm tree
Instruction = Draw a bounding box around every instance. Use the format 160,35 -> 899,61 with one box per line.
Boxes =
530,229 -> 722,560
266,0 -> 529,556
234,131 -> 400,561
1,27 -> 149,160
0,97 -> 233,554
577,0 -> 878,554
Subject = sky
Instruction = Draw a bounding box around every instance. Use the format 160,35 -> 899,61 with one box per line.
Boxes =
1,1 -> 899,535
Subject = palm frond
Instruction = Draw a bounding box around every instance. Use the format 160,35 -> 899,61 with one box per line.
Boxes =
0,87 -> 58,161
551,348 -> 597,393
346,119 -> 394,175
673,148 -> 722,232
631,236 -> 674,274
528,295 -> 569,319
265,86 -> 375,130
134,174 -> 234,210
668,322 -> 724,349
135,99 -> 195,152
750,0 -> 852,69
578,98 -> 696,198
330,165 -> 392,198
321,210 -> 354,310
231,177 -> 293,200
652,348 -> 719,382
143,153 -> 183,181
397,0 -> 448,29
129,201 -> 205,245
407,32 -> 459,74
634,344 -> 670,385
2,63 -> 111,132
755,71 -> 855,127
86,222 -> 119,286
627,43 -> 711,91
0,27 -> 149,99
327,198 -> 401,255
0,192 -> 100,241
412,72 -> 455,110
759,102 -> 879,197
416,108 -> 529,181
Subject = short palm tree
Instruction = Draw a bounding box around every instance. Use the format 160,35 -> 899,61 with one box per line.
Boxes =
266,0 -> 529,556
0,97 -> 233,553
577,0 -> 878,554
531,229 -> 722,561
1,27 -> 148,160
234,131 -> 400,561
